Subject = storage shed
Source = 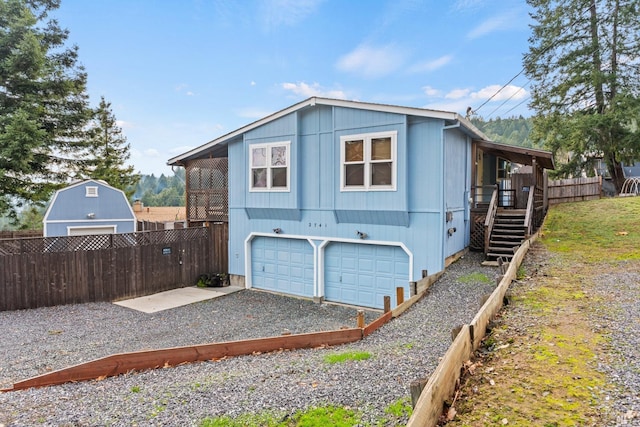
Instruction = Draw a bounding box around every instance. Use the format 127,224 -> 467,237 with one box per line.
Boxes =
43,180 -> 136,237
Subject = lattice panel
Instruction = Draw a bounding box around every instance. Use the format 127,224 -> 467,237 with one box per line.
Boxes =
186,158 -> 229,223
470,212 -> 486,251
0,227 -> 209,255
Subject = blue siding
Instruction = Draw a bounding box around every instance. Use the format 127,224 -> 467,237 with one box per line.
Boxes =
407,117 -> 444,212
225,103 -> 476,297
43,180 -> 135,237
444,130 -> 471,257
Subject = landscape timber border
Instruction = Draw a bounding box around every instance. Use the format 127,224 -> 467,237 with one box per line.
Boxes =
407,231 -> 540,427
1,269 -> 443,393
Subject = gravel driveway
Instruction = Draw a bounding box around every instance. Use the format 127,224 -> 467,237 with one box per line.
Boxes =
0,252 -> 498,426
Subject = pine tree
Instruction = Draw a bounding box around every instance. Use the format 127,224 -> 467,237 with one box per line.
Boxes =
0,0 -> 93,218
524,0 -> 640,191
83,96 -> 139,197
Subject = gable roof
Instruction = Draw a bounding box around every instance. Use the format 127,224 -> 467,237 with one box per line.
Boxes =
43,179 -> 135,222
167,97 -> 491,166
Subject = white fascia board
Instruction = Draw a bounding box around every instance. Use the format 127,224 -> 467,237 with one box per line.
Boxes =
45,218 -> 135,224
167,96 -> 490,166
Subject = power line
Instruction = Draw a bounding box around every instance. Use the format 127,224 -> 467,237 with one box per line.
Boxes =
472,0 -> 600,118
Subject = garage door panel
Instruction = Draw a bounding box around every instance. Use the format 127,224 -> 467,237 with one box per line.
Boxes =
325,243 -> 409,309
252,237 -> 314,298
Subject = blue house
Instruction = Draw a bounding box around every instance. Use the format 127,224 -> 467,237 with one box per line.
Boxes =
168,98 -> 553,309
43,179 -> 136,237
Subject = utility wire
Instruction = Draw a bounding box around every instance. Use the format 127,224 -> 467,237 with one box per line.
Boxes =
471,0 -> 601,118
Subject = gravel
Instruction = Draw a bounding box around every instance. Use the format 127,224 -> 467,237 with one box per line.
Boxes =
590,266 -> 640,426
0,252 -> 498,426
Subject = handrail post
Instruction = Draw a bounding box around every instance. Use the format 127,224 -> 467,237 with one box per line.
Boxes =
483,186 -> 499,254
524,186 -> 535,236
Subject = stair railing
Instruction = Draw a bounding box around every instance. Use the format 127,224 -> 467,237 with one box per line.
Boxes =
483,186 -> 499,254
523,186 -> 535,236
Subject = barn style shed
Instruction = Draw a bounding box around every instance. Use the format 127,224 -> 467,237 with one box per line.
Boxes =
168,97 -> 553,310
43,179 -> 136,237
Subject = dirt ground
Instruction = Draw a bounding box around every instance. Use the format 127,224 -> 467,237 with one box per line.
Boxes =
442,242 -> 639,426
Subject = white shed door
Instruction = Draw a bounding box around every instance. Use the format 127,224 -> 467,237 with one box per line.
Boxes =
324,243 -> 409,309
251,237 -> 314,298
68,226 -> 116,236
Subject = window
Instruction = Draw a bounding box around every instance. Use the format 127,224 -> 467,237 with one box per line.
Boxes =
497,158 -> 511,180
341,131 -> 396,191
86,186 -> 98,197
249,141 -> 290,191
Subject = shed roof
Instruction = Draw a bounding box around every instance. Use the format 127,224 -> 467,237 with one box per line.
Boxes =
475,139 -> 555,170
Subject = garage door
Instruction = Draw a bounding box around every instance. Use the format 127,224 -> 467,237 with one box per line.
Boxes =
251,237 -> 314,298
325,243 -> 409,309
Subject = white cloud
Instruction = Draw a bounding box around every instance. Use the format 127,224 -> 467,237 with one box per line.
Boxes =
452,0 -> 485,12
467,10 -> 521,40
409,55 -> 453,73
144,148 -> 160,157
336,44 -> 407,78
422,85 -> 441,97
281,82 -> 347,99
446,88 -> 471,100
261,0 -> 324,30
116,120 -> 133,129
423,84 -> 529,116
471,84 -> 527,101
175,83 -> 196,96
250,81 -> 257,86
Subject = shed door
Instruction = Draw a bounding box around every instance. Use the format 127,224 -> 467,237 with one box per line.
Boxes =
251,237 -> 314,298
68,226 -> 116,236
324,243 -> 409,309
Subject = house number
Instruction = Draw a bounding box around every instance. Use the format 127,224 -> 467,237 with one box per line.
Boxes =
308,223 -> 327,228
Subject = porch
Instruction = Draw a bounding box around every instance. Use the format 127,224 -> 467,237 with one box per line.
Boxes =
469,140 -> 555,260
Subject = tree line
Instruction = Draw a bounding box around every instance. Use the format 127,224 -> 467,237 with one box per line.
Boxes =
2,0 -> 639,230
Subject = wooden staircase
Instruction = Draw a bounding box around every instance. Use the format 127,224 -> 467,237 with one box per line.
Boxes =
486,209 -> 526,261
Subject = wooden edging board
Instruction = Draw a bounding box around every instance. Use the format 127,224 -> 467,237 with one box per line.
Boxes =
407,231 -> 540,427
407,325 -> 473,426
4,269 -> 439,393
3,328 -> 362,392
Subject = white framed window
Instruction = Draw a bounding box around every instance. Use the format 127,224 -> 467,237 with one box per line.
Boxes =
249,141 -> 290,191
86,186 -> 98,197
340,131 -> 397,191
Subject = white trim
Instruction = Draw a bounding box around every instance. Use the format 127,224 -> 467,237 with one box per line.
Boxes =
46,218 -> 135,224
85,186 -> 98,197
248,141 -> 291,192
67,225 -> 117,236
244,232 -> 414,300
167,97 -> 489,166
340,130 -> 397,192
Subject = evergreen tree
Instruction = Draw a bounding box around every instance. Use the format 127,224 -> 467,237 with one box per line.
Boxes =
0,0 -> 93,218
524,0 -> 640,191
82,96 -> 139,197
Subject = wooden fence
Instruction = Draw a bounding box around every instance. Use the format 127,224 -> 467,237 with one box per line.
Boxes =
0,230 -> 42,239
546,175 -> 602,205
0,223 -> 228,312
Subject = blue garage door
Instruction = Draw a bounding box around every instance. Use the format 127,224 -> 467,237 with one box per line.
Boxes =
325,243 -> 409,309
251,237 -> 314,298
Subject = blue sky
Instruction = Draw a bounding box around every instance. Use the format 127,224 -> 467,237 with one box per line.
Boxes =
54,0 -> 533,176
